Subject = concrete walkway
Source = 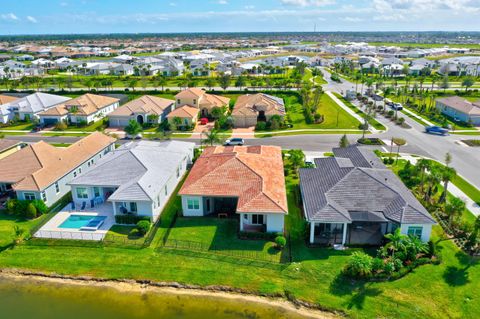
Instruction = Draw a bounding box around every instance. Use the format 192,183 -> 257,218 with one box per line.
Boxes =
401,108 -> 435,127
326,90 -> 380,134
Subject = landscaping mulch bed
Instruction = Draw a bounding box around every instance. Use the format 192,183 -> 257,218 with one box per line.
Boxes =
357,138 -> 384,145
462,140 -> 480,147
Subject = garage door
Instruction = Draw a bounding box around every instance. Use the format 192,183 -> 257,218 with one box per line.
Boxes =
42,118 -> 59,125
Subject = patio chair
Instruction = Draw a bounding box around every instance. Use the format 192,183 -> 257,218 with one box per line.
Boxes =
80,201 -> 87,211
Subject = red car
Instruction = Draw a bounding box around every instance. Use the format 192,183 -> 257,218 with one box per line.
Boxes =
200,118 -> 209,125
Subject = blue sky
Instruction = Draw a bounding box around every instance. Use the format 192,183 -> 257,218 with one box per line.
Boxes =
1,0 -> 480,34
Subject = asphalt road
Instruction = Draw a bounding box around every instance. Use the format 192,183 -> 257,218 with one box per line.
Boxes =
5,70 -> 480,189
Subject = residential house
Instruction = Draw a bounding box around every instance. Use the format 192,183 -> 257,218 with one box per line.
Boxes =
436,96 -> 480,126
111,64 -> 134,76
108,95 -> 175,127
0,94 -> 20,124
0,132 -> 115,206
231,93 -> 285,128
6,93 -> 70,121
175,88 -> 230,118
167,105 -> 199,128
69,140 -> 194,222
299,146 -> 435,246
179,145 -> 288,233
38,94 -> 119,125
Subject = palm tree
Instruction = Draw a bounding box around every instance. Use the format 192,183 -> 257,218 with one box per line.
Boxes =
416,159 -> 431,194
439,166 -> 456,203
445,197 -> 466,227
203,129 -> 221,146
384,228 -> 407,258
392,137 -> 406,164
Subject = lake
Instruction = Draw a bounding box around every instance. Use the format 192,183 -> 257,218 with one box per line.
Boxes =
0,275 -> 322,319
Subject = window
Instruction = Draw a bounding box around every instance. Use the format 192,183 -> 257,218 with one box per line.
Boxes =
177,99 -> 181,104
251,214 -> 264,225
79,168 -> 82,174
130,202 -> 137,213
88,162 -> 91,167
193,99 -> 197,105
176,167 -> 180,178
73,171 -> 77,178
93,187 -> 100,198
76,187 -> 88,199
41,191 -> 46,201
164,185 -> 168,196
187,198 -> 200,210
55,182 -> 60,193
24,193 -> 35,201
407,226 -> 423,238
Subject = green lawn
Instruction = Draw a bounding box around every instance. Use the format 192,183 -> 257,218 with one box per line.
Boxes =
0,122 -> 35,131
0,211 -> 52,247
0,167 -> 479,318
332,92 -> 386,130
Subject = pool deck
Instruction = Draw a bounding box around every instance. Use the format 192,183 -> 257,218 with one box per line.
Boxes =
34,203 -> 115,241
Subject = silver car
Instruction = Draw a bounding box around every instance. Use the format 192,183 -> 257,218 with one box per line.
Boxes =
224,138 -> 245,146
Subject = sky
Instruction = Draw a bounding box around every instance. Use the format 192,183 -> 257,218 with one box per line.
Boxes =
0,0 -> 480,35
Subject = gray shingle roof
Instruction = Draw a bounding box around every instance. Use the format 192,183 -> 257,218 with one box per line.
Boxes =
300,146 -> 435,225
69,140 -> 194,202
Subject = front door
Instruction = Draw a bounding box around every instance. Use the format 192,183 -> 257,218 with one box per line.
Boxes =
136,115 -> 144,125
206,198 -> 211,213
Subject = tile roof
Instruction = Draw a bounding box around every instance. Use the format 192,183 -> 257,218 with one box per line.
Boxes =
0,132 -> 115,191
437,96 -> 480,116
299,146 -> 435,225
167,105 -> 199,118
175,88 -> 230,110
232,93 -> 285,117
0,94 -> 19,105
69,140 -> 194,202
180,145 -> 288,214
0,139 -> 20,153
109,95 -> 174,117
39,94 -> 119,116
175,88 -> 206,99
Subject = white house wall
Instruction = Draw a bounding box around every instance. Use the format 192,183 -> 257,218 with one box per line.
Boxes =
181,195 -> 205,216
400,223 -> 432,242
16,143 -> 114,207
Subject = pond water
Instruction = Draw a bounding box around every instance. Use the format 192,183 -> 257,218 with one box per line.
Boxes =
0,276 -> 317,319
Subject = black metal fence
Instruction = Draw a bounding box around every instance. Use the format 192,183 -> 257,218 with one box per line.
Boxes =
158,238 -> 286,264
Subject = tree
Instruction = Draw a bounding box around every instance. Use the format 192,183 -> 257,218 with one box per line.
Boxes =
124,119 -> 142,137
203,129 -> 222,146
383,228 -> 408,258
461,77 -> 475,92
287,149 -> 305,175
392,137 -> 406,164
26,203 -> 37,219
235,76 -> 246,89
210,107 -> 223,120
445,197 -> 466,227
12,225 -> 25,245
205,77 -> 216,90
156,75 -> 167,92
217,72 -> 231,91
439,166 -> 456,203
171,117 -> 182,130
439,75 -> 450,92
339,134 -> 350,148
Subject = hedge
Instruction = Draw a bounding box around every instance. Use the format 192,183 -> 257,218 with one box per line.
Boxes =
115,214 -> 150,225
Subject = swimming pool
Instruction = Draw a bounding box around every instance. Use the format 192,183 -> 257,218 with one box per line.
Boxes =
59,215 -> 106,230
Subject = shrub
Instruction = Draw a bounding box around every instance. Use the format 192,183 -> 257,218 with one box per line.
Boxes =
129,228 -> 140,237
255,121 -> 267,131
238,231 -> 278,241
383,261 -> 395,275
6,199 -> 17,215
54,121 -> 68,131
32,200 -> 47,215
275,235 -> 286,249
25,203 -> 37,219
136,220 -> 151,236
396,117 -> 405,125
427,240 -> 436,257
372,257 -> 384,273
393,258 -> 403,270
343,252 -> 373,277
14,200 -> 28,216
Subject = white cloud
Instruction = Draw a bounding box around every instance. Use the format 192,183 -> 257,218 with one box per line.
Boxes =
27,16 -> 38,23
280,0 -> 335,7
244,5 -> 255,9
373,13 -> 406,21
341,16 -> 363,22
218,0 -> 228,4
373,0 -> 480,12
169,2 -> 177,6
1,13 -> 19,21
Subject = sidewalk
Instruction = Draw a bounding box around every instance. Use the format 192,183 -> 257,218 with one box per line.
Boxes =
326,91 -> 381,134
401,108 -> 435,127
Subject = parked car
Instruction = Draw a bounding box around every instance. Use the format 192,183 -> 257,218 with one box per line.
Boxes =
425,126 -> 448,136
390,103 -> 403,111
200,118 -> 209,125
224,138 -> 244,146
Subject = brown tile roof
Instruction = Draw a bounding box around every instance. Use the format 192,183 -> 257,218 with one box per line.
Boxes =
232,93 -> 285,116
109,95 -> 174,117
0,94 -> 19,105
437,96 -> 480,116
0,132 -> 115,191
175,88 -> 206,99
175,88 -> 230,110
0,139 -> 20,153
39,94 -> 119,117
179,145 -> 288,214
167,105 -> 199,119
